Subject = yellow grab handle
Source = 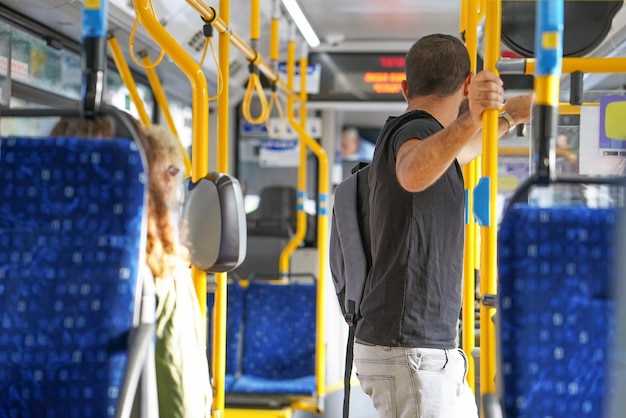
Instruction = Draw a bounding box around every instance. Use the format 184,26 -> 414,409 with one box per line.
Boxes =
242,72 -> 270,124
129,18 -> 166,69
268,90 -> 286,119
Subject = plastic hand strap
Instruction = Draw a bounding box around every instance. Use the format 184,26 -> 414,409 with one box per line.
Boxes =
198,36 -> 223,102
129,18 -> 166,69
268,89 -> 285,119
242,72 -> 270,124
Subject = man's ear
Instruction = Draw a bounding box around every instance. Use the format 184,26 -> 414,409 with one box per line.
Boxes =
463,73 -> 472,96
401,79 -> 409,102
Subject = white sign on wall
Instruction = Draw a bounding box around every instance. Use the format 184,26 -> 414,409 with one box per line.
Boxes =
259,139 -> 300,167
277,62 -> 321,94
579,105 -> 626,176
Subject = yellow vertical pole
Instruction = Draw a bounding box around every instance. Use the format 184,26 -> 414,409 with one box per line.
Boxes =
107,35 -> 151,127
286,32 -> 328,408
132,1 -> 209,331
278,38 -> 309,277
460,0 -> 468,34
213,0 -> 231,416
479,0 -> 501,412
461,0 -> 478,392
142,56 -> 193,178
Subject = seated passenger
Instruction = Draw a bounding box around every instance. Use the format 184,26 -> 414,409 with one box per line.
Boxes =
50,117 -> 212,418
340,127 -> 375,161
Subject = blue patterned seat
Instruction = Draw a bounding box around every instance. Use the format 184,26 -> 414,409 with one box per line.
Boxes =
226,282 -> 317,396
499,205 -> 618,418
0,137 -> 146,418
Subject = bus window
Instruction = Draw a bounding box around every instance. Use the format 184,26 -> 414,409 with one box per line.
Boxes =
106,70 -> 154,122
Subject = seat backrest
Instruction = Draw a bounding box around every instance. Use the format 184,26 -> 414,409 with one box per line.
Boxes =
256,186 -> 297,222
246,186 -> 297,237
499,205 -> 618,418
241,282 -> 316,379
0,137 -> 146,417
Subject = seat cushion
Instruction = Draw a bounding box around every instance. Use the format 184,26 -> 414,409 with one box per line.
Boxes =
0,137 -> 145,418
499,205 -> 618,418
241,283 -> 316,380
230,375 -> 315,396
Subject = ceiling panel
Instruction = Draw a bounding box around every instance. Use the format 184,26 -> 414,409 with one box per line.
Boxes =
301,0 -> 460,44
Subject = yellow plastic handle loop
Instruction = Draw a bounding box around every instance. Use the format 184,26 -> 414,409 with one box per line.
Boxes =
242,72 -> 270,125
198,36 -> 223,102
129,18 -> 166,69
268,90 -> 285,119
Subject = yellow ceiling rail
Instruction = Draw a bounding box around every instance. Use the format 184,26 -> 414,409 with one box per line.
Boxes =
460,0 -> 478,394
479,0 -> 501,411
142,55 -> 193,178
107,33 -> 152,127
185,0 -> 297,99
132,0 -> 209,360
499,57 -> 626,74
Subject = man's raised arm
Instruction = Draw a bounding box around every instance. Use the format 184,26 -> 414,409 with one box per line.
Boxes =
396,71 -> 503,193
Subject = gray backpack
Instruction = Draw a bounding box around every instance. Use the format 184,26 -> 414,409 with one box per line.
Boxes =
330,162 -> 370,418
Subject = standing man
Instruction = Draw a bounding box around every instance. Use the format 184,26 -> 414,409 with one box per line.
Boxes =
354,34 -> 531,417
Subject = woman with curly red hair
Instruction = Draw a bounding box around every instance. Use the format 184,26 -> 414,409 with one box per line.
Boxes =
51,117 -> 211,418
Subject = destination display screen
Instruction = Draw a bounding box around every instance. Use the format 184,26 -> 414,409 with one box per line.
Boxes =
308,52 -> 406,102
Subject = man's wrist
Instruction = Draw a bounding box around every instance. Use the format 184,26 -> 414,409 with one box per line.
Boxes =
459,111 -> 482,133
499,110 -> 516,132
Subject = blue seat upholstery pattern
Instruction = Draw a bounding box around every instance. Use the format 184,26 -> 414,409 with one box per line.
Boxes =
224,282 -> 317,396
499,205 -> 617,418
0,137 -> 145,418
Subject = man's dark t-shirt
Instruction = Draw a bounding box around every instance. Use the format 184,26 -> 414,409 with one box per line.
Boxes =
355,110 -> 465,349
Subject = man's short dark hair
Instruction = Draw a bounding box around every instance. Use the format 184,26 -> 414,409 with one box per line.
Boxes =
405,34 -> 470,98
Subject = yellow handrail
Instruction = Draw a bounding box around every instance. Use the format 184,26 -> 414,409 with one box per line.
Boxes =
242,72 -> 270,124
479,0 -> 501,409
142,55 -> 193,178
529,57 -> 626,74
461,0 -> 478,392
278,32 -> 309,278
107,34 -> 152,127
286,37 -> 329,409
558,101 -> 599,115
132,0 -> 209,355
185,0 -> 298,100
212,0 -> 231,416
500,146 -> 576,164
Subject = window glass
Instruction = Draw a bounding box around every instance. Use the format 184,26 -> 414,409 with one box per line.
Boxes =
169,98 -> 193,150
105,70 -> 154,120
0,97 -> 58,136
0,17 -> 155,119
0,20 -> 79,100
